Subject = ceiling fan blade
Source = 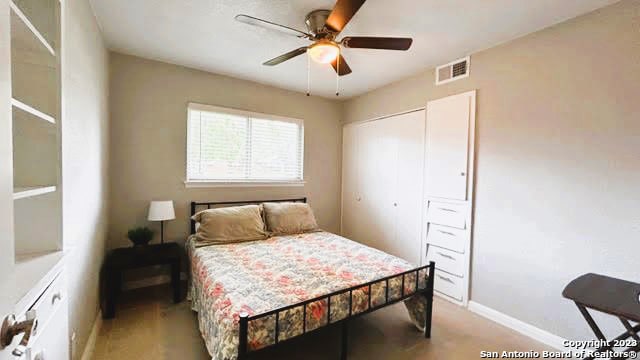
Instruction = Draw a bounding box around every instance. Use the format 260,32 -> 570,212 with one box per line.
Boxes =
325,0 -> 367,33
331,54 -> 352,76
263,47 -> 308,66
342,36 -> 413,50
235,14 -> 313,39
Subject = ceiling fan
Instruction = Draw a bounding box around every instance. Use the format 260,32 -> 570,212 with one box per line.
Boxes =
235,0 -> 413,77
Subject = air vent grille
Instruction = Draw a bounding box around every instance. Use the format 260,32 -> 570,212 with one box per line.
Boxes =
452,60 -> 467,77
435,56 -> 470,85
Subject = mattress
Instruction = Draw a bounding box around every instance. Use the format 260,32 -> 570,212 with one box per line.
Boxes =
188,231 -> 428,360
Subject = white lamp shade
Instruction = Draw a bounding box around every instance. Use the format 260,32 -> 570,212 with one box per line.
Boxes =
148,201 -> 175,221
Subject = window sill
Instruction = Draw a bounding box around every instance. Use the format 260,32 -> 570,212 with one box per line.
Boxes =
184,180 -> 306,188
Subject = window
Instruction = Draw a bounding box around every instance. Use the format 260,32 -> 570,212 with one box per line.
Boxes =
186,103 -> 304,186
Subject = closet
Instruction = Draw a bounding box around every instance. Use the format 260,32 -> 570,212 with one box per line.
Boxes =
341,90 -> 476,306
341,110 -> 425,265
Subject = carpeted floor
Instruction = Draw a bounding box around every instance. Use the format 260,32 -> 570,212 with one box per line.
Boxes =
93,284 -> 550,359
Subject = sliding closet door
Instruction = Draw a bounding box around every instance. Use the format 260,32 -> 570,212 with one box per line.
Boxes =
341,111 -> 426,265
341,124 -> 361,240
357,120 -> 387,249
393,110 -> 426,265
369,117 -> 399,252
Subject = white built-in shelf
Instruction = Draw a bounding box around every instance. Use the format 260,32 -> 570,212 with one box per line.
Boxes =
12,98 -> 56,124
9,1 -> 55,57
13,186 -> 56,200
12,250 -> 64,312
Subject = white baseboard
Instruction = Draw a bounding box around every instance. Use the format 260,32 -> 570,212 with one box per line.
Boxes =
468,301 -> 567,350
122,272 -> 187,291
80,310 -> 102,360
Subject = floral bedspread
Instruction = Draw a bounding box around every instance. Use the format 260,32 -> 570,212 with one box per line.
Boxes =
187,231 -> 429,360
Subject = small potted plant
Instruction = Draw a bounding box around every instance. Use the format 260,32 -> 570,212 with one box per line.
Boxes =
127,226 -> 154,247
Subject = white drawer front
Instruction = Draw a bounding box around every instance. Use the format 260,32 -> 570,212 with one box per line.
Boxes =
426,246 -> 465,277
433,269 -> 464,302
29,297 -> 69,360
427,201 -> 466,229
426,224 -> 466,253
31,272 -> 66,337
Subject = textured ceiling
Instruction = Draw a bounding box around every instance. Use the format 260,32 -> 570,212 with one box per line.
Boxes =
90,0 -> 618,98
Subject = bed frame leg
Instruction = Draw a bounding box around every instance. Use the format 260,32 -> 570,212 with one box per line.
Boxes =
424,261 -> 435,338
238,312 -> 249,360
340,321 -> 349,360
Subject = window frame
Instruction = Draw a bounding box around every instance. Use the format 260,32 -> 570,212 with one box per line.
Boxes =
184,102 -> 305,188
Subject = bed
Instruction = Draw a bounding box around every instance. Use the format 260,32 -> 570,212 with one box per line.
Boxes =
188,198 -> 435,360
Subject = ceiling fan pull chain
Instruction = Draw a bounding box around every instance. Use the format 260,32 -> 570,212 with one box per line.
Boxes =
306,49 -> 311,96
335,49 -> 340,97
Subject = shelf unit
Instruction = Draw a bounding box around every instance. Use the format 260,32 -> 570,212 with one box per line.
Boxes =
13,185 -> 56,200
9,1 -> 55,56
10,0 -> 62,262
11,98 -> 55,124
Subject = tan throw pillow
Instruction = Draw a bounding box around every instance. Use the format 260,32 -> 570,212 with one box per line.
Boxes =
191,205 -> 268,245
262,202 -> 319,235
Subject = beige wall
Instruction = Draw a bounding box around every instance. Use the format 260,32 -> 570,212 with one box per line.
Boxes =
62,0 -> 110,358
108,53 -> 342,248
343,0 -> 639,342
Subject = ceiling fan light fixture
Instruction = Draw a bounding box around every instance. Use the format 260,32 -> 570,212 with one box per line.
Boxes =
308,41 -> 340,64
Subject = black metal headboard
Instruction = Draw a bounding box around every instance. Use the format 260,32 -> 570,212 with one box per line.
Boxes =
189,197 -> 307,234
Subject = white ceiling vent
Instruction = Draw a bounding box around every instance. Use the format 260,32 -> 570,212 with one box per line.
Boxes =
435,56 -> 470,85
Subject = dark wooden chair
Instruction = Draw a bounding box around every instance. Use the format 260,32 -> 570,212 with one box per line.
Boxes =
563,273 -> 640,359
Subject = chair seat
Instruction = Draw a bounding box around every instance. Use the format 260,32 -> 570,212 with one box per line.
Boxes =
562,273 -> 640,322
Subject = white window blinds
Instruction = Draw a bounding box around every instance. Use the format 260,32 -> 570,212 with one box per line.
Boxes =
187,103 -> 304,183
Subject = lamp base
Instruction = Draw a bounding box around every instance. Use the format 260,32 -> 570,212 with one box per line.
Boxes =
160,220 -> 165,244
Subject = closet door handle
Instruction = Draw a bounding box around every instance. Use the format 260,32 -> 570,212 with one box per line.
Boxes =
438,207 -> 457,213
437,275 -> 454,284
437,252 -> 455,260
437,230 -> 455,236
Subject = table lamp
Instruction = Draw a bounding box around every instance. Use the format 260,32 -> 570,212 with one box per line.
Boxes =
148,200 -> 175,244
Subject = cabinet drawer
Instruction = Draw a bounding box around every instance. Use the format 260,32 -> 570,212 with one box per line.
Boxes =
29,296 -> 69,360
426,201 -> 466,229
433,269 -> 464,302
426,224 -> 466,253
426,246 -> 465,277
31,272 -> 66,337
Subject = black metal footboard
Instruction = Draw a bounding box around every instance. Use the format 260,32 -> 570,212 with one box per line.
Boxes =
238,261 -> 436,360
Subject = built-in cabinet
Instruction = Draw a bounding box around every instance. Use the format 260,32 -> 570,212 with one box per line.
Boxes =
0,0 -> 68,358
341,110 -> 426,265
11,0 -> 62,257
341,90 -> 476,306
422,91 -> 475,305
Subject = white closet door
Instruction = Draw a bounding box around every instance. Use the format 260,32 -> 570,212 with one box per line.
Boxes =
357,120 -> 390,249
372,117 -> 399,252
425,92 -> 472,200
393,110 -> 426,265
341,124 -> 360,240
341,111 -> 426,265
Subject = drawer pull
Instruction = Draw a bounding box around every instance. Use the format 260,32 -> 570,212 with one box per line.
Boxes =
437,207 -> 457,213
437,274 -> 454,284
437,252 -> 455,260
52,293 -> 62,305
34,350 -> 45,360
437,230 -> 456,236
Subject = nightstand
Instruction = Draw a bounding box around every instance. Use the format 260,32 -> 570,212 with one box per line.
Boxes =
103,242 -> 183,319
